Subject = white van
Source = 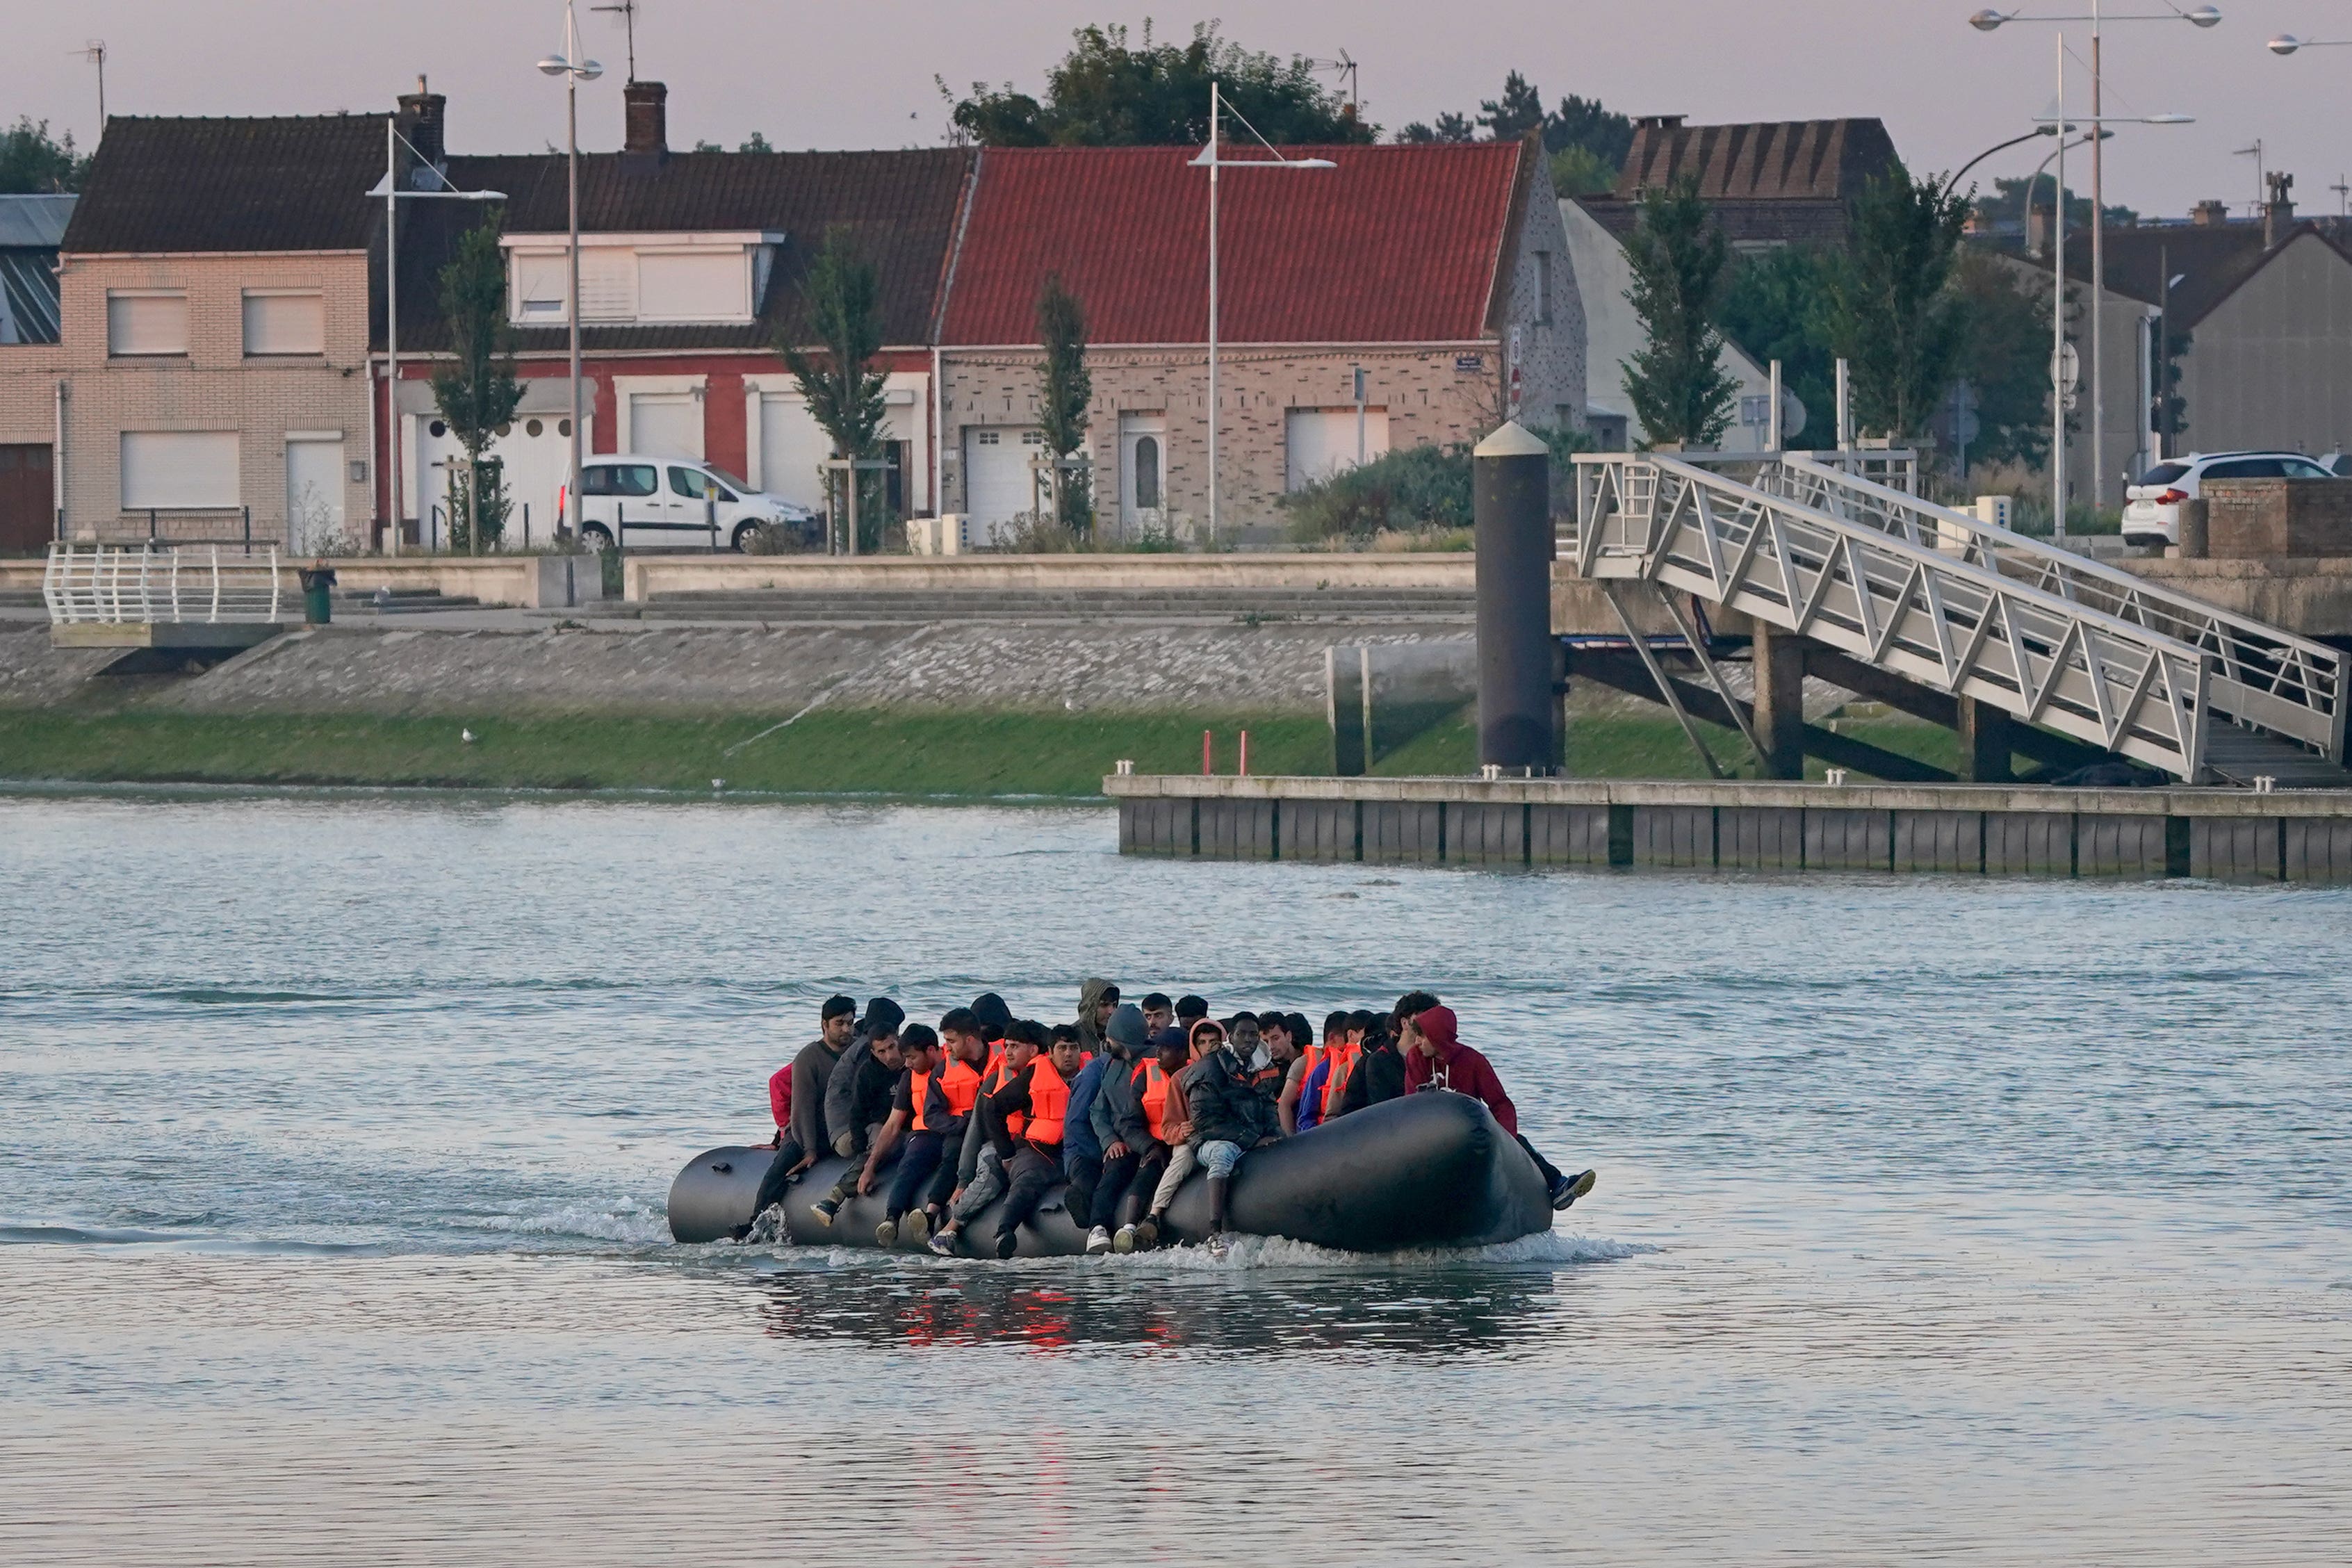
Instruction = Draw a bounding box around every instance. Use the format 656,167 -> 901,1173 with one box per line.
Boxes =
573,455 -> 820,552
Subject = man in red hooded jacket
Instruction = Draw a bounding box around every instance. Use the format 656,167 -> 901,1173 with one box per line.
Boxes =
1402,1000 -> 1595,1212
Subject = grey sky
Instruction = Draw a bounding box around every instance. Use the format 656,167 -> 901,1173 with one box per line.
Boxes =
13,1 -> 2351,219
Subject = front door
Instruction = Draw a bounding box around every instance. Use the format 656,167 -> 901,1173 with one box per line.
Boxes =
1118,414 -> 1168,536
0,443 -> 53,555
286,437 -> 345,553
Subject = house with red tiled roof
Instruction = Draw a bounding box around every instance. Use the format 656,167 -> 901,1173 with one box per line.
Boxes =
935,138 -> 1581,539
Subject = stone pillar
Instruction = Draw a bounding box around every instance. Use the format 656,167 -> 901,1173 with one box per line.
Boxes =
1957,696 -> 2018,783
1751,623 -> 1806,779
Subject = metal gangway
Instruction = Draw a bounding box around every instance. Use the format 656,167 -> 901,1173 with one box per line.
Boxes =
1566,450 -> 2338,783
44,541 -> 290,651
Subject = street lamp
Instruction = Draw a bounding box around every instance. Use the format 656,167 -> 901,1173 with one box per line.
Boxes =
1971,3 -> 2221,516
1190,81 -> 1333,544
539,3 -> 603,548
370,123 -> 506,556
2269,33 -> 2352,54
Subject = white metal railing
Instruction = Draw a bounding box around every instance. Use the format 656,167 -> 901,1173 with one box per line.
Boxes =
1768,455 -> 2351,764
1569,453 -> 2215,780
43,541 -> 287,626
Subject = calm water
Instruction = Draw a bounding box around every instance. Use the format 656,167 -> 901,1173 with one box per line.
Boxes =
3,792 -> 2349,1565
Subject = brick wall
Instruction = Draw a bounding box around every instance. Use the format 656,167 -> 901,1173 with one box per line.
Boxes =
0,250 -> 373,546
2203,477 -> 2352,558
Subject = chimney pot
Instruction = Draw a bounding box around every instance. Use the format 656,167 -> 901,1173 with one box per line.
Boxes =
397,81 -> 447,168
624,80 -> 668,165
2190,199 -> 2229,228
2264,170 -> 2296,247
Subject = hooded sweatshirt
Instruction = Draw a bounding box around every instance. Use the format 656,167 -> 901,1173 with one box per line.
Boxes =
787,1036 -> 844,1162
1088,1003 -> 1154,1154
1076,978 -> 1116,1056
1400,1006 -> 1519,1134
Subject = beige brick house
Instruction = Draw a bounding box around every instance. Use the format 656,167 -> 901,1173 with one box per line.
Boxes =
0,114 -> 384,553
935,139 -> 1582,540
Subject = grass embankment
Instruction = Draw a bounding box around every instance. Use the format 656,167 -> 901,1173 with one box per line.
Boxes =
0,705 -> 1963,796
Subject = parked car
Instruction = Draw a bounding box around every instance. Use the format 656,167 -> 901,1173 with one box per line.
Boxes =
571,456 -> 819,552
2121,450 -> 2338,548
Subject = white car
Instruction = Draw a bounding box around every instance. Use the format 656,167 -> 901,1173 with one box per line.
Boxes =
572,455 -> 819,552
2122,450 -> 2337,548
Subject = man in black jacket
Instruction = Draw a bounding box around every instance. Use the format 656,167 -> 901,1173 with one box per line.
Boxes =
824,997 -> 906,1156
1182,1027 -> 1283,1252
1340,1009 -> 1407,1115
808,1017 -> 904,1225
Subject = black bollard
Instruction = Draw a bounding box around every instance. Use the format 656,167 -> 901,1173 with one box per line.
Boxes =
1473,421 -> 1558,774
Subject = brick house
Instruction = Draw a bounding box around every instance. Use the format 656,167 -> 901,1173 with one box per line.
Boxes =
936,139 -> 1581,539
0,115 -> 383,553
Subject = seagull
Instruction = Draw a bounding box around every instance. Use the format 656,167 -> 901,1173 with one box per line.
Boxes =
711,778 -> 725,791
461,728 -> 477,744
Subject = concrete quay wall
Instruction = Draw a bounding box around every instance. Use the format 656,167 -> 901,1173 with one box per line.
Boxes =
1106,774 -> 2352,881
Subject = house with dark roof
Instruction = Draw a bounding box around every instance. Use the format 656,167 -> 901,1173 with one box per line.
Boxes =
0,195 -> 73,552
1559,117 -> 1896,448
935,138 -> 1578,537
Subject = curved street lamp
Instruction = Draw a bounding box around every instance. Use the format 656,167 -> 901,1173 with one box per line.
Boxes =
1970,4 -> 2221,514
2269,34 -> 2352,54
539,6 -> 603,546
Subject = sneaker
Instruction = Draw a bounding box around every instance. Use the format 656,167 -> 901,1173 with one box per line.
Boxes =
874,1218 -> 898,1246
810,1195 -> 840,1227
1550,1168 -> 1598,1211
904,1209 -> 932,1245
927,1231 -> 956,1257
994,1227 -> 1020,1261
1086,1225 -> 1112,1255
1111,1223 -> 1139,1254
1133,1216 -> 1161,1250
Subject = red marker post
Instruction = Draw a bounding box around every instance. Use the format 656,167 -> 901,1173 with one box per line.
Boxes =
1202,730 -> 1214,776
1239,729 -> 1250,776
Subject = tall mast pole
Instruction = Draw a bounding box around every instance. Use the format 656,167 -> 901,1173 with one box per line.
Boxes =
386,113 -> 401,556
1207,79 -> 1220,545
2053,33 -> 2068,542
566,25 -> 584,544
2091,1 -> 2105,517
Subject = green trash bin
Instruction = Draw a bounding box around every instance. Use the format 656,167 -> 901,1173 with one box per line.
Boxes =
298,562 -> 337,625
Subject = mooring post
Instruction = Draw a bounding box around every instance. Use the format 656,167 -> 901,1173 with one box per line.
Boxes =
1751,623 -> 1807,779
1473,421 -> 1558,774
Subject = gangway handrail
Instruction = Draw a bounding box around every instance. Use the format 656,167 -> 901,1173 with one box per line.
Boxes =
1773,452 -> 2349,762
42,541 -> 288,627
1567,452 -> 2215,779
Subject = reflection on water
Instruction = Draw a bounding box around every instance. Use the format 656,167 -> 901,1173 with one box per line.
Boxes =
5,794 -> 2352,1565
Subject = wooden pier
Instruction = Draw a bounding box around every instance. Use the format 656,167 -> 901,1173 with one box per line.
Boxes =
1104,774 -> 2352,881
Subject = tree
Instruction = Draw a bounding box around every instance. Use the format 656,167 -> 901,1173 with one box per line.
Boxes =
1477,72 -> 1546,141
0,117 -> 87,194
1622,173 -> 1738,447
1398,113 -> 1475,144
1550,145 -> 1617,197
779,227 -> 888,551
1951,250 -> 2054,468
944,22 -> 1373,147
1821,163 -> 1973,441
1717,245 -> 1838,446
429,221 -> 523,554
1972,172 -> 2136,234
1035,273 -> 1092,536
1398,78 -> 1633,196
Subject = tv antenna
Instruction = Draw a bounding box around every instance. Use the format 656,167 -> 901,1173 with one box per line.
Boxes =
592,0 -> 639,82
2233,139 -> 2264,214
2332,174 -> 2349,217
73,40 -> 106,129
1306,50 -> 1359,115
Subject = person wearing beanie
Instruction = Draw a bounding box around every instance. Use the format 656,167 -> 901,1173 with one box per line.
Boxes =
1075,978 -> 1120,1056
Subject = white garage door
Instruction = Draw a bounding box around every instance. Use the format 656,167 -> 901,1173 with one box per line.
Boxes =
411,411 -> 589,547
629,393 -> 701,459
758,393 -> 831,510
1284,407 -> 1391,491
122,430 -> 240,510
963,426 -> 1043,529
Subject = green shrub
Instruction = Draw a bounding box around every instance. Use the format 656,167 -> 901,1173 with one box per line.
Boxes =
1282,442 -> 1473,543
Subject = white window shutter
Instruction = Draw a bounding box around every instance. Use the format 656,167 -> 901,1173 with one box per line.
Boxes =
108,293 -> 188,356
243,292 -> 325,355
122,432 -> 240,509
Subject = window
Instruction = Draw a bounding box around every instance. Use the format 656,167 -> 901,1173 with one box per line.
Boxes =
2203,458 -> 2284,480
1134,436 -> 1160,509
2282,457 -> 2335,480
578,250 -> 635,320
1533,251 -> 1553,327
107,291 -> 188,357
580,463 -> 659,498
1740,395 -> 1772,427
514,253 -> 567,320
242,291 -> 325,356
121,431 -> 238,509
638,252 -> 747,322
2138,462 -> 2189,486
669,465 -> 714,499
975,430 -> 1000,446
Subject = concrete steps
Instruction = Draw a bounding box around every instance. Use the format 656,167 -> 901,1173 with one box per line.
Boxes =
339,588 -> 483,614
593,587 -> 1477,625
2202,724 -> 2352,789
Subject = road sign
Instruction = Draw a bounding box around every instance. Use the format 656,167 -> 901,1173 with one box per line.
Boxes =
2053,341 -> 2080,394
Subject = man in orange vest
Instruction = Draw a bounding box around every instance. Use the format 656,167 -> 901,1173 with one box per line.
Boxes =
929,1019 -> 1050,1257
836,1024 -> 983,1247
1109,1026 -> 1194,1252
983,1023 -> 1084,1259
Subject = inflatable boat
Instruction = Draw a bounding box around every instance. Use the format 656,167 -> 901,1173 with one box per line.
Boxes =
667,1090 -> 1553,1255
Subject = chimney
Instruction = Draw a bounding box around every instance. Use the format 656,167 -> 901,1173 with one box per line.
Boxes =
2026,205 -> 2049,257
2191,199 -> 2229,227
1636,113 -> 1686,131
623,80 -> 668,168
2264,170 -> 2296,247
397,74 -> 446,168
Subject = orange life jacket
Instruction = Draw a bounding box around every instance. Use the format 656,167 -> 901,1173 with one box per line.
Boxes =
1302,1043 -> 1324,1080
984,1056 -> 1026,1142
1023,1056 -> 1070,1148
910,1058 -> 983,1134
1321,1041 -> 1362,1119
1138,1059 -> 1173,1144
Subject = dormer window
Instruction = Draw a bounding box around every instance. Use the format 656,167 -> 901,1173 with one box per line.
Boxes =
502,232 -> 778,326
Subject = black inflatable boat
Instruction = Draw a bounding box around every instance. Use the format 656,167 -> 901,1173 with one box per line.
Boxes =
667,1090 -> 1553,1255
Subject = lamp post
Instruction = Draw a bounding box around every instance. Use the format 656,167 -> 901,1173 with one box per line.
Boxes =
1972,5 -> 2221,516
1190,81 -> 1333,544
371,125 -> 505,556
539,3 -> 603,548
